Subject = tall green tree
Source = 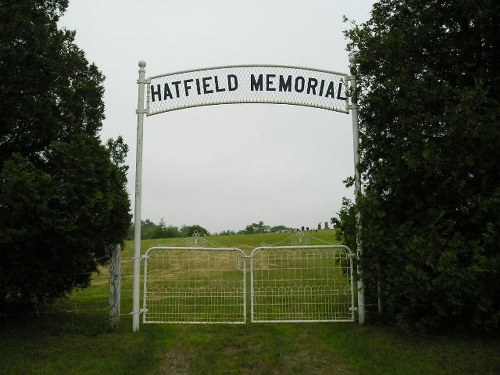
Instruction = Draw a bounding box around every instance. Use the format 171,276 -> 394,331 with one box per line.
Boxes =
336,0 -> 500,332
0,0 -> 131,308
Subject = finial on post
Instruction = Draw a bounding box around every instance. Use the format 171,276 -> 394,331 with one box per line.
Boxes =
138,60 -> 146,68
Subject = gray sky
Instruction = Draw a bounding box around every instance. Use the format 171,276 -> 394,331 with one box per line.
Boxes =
60,0 -> 375,233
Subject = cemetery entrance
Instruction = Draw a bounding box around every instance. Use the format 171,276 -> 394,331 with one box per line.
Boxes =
133,61 -> 365,331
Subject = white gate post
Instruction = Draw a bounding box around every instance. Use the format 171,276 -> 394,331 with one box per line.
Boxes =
133,60 -> 147,332
349,55 -> 365,325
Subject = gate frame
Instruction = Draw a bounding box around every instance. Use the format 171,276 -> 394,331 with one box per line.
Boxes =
250,245 -> 355,323
132,59 -> 364,331
142,246 -> 247,324
141,244 -> 355,325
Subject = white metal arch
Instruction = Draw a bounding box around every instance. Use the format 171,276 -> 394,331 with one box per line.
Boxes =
132,59 -> 364,331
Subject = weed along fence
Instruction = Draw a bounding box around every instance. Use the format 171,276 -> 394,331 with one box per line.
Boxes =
141,236 -> 355,326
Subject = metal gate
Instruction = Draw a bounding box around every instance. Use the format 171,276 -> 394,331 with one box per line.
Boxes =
251,245 -> 354,323
143,247 -> 247,324
142,245 -> 354,324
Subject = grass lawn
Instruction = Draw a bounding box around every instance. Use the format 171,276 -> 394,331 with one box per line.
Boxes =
1,232 -> 499,374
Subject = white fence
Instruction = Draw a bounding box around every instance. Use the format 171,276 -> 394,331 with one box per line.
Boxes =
142,245 -> 354,325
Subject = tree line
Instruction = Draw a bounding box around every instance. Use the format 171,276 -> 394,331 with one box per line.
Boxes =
128,220 -> 296,239
127,220 -> 209,240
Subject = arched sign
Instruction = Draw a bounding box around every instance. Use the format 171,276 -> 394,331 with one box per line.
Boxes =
146,65 -> 349,115
132,61 -> 364,331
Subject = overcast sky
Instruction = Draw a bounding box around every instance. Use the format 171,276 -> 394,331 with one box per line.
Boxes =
60,0 -> 375,233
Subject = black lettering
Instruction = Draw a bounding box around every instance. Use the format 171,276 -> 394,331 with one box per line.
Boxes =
250,74 -> 264,91
171,81 -> 181,97
228,74 -> 238,91
266,74 -> 276,91
307,78 -> 318,95
151,84 -> 161,102
163,83 -> 173,99
325,81 -> 335,98
337,82 -> 347,100
195,78 -> 202,95
214,76 -> 226,92
319,80 -> 325,96
202,76 -> 213,94
184,79 -> 193,97
294,76 -> 305,92
279,75 -> 292,92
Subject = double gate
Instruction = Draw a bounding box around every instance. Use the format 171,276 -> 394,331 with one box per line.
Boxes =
142,245 -> 354,324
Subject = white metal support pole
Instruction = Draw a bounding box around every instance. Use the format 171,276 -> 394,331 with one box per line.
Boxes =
133,60 -> 147,332
349,55 -> 365,325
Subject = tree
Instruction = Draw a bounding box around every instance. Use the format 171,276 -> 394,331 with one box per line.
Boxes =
127,219 -> 181,240
155,218 -> 181,238
336,0 -> 500,332
0,0 -> 131,309
241,221 -> 270,234
180,224 -> 210,237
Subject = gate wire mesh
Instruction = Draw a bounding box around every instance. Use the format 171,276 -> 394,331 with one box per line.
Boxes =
146,65 -> 349,115
250,246 -> 354,323
143,247 -> 246,324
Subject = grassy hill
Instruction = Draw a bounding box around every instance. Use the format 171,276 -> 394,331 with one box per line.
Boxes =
138,229 -> 339,252
0,232 -> 499,374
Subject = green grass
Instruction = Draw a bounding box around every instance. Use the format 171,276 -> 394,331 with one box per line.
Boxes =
1,232 -> 499,374
139,230 -> 339,253
2,317 -> 498,374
